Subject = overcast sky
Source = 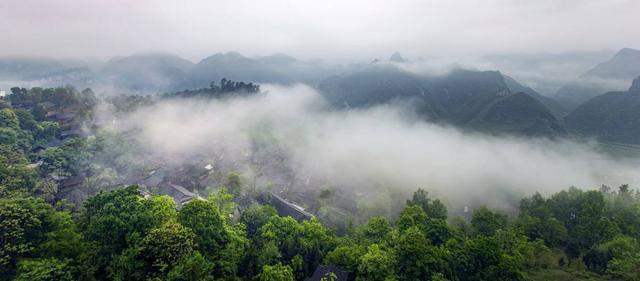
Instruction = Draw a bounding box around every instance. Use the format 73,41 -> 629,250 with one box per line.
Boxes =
1,0 -> 638,62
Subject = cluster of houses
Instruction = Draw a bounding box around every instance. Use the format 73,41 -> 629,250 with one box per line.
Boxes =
3,86 -> 349,280
3,92 -> 89,205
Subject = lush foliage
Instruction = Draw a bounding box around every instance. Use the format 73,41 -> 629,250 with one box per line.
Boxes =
2,86 -> 640,281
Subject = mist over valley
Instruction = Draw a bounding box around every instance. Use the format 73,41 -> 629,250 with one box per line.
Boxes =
2,1 -> 640,280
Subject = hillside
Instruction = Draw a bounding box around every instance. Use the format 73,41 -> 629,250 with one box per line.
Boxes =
98,54 -> 195,93
318,65 -> 427,107
503,75 -> 570,118
0,57 -> 67,80
318,65 -> 565,137
0,54 -> 196,94
179,52 -> 349,89
468,92 -> 566,136
555,48 -> 640,109
565,76 -> 640,144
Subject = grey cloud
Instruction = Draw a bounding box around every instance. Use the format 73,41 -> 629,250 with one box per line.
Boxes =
1,0 -> 639,60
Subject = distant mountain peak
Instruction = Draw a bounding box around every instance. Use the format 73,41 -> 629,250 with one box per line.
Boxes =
389,52 -> 406,62
630,76 -> 640,94
200,51 -> 249,64
615,48 -> 640,58
260,53 -> 299,64
224,51 -> 244,57
576,47 -> 640,81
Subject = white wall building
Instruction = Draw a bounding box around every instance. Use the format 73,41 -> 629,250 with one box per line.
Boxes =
0,90 -> 6,99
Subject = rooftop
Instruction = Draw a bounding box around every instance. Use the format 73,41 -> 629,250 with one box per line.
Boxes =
268,192 -> 313,221
158,182 -> 196,205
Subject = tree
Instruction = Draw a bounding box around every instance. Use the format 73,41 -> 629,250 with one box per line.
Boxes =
519,193 -> 552,220
178,199 -> 246,278
0,127 -> 18,146
0,145 -> 40,191
519,215 -> 567,248
356,244 -> 396,281
471,206 -> 507,236
451,233 -> 525,281
424,218 -> 454,245
178,199 -> 227,256
0,191 -> 56,276
41,139 -> 93,177
166,252 -> 214,281
14,109 -> 39,132
258,263 -> 294,281
397,204 -> 453,245
397,205 -> 428,233
574,191 -> 618,248
35,211 -> 84,261
14,258 -> 73,281
35,121 -> 59,141
207,187 -> 237,222
357,216 -> 391,244
325,245 -> 366,273
258,216 -> 334,277
240,204 -> 277,238
596,235 -> 640,280
0,108 -> 19,129
395,226 -> 443,281
138,221 -> 196,277
406,188 -> 447,220
77,186 -> 170,256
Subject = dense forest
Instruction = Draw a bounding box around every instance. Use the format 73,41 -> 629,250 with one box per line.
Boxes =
1,84 -> 640,281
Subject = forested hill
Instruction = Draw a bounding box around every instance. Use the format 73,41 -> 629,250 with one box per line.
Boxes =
318,65 -> 566,137
565,77 -> 640,144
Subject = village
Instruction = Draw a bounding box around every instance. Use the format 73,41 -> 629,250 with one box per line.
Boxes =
0,86 -> 324,221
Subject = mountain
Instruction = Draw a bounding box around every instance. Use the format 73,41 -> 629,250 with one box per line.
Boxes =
582,48 -> 640,79
389,52 -> 407,62
0,52 -> 359,94
98,54 -> 194,93
318,65 -> 565,137
555,48 -> 640,109
0,57 -> 67,80
565,76 -> 640,144
467,92 -> 565,136
0,54 -> 195,94
318,65 -> 427,108
27,66 -> 96,89
179,52 -> 350,90
502,75 -> 570,118
478,50 -> 615,96
0,57 -> 98,91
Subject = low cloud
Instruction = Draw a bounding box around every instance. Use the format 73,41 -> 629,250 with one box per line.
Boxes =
103,84 -> 640,211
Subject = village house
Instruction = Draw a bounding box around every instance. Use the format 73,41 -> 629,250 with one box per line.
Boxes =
158,181 -> 197,205
265,192 -> 313,221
